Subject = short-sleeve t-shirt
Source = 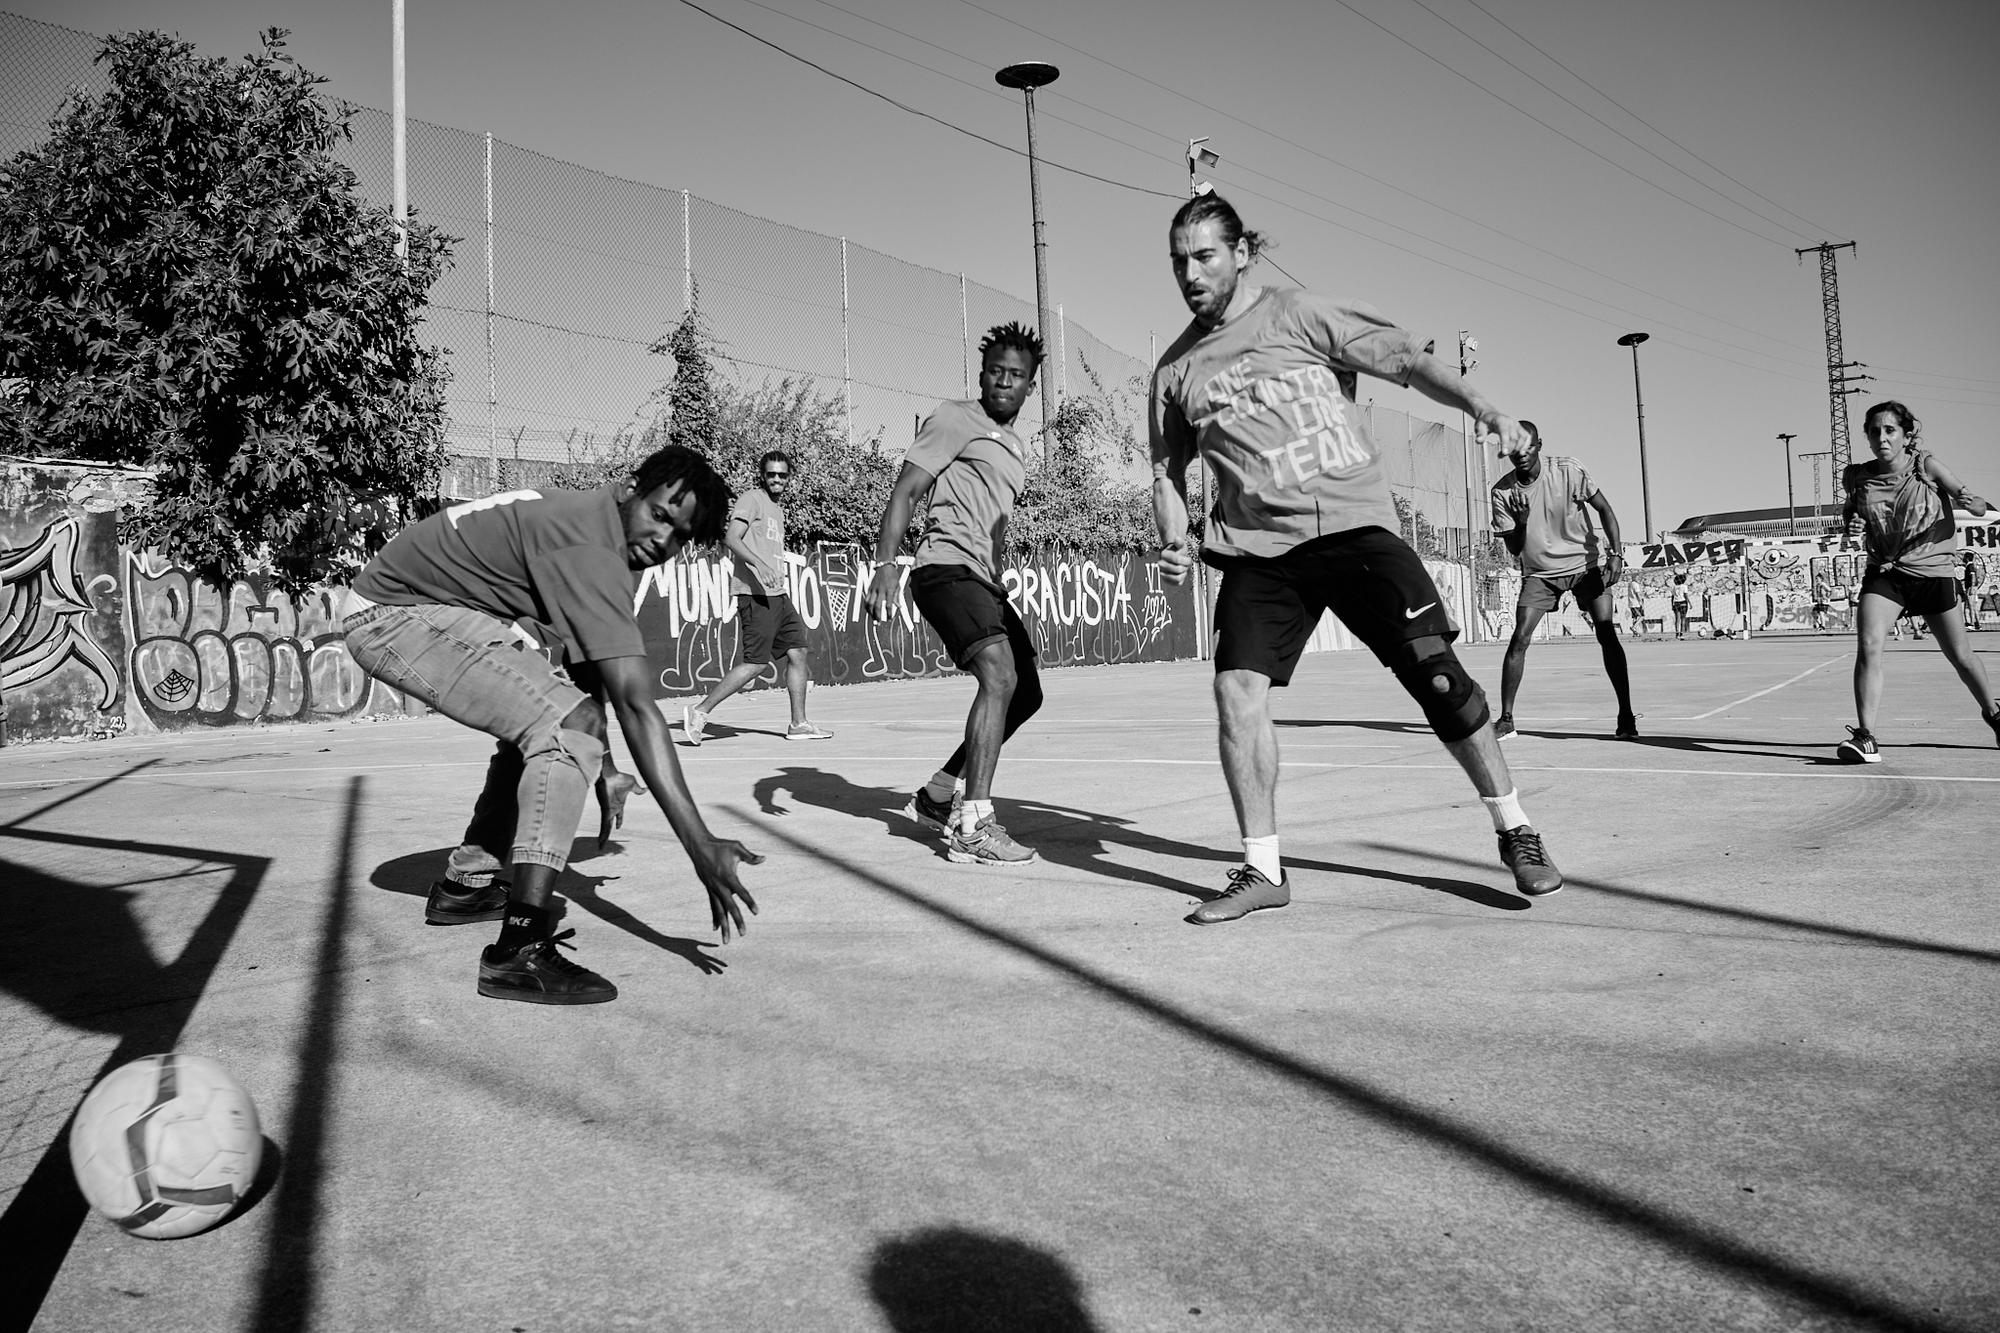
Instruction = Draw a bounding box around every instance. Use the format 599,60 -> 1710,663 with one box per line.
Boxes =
728,488 -> 788,597
351,486 -> 646,662
1490,454 -> 1602,578
1842,451 -> 1958,577
1149,287 -> 1426,563
903,398 -> 1029,585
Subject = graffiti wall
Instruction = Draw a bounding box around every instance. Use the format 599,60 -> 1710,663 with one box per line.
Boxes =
634,544 -> 1199,697
1,461 -> 1201,742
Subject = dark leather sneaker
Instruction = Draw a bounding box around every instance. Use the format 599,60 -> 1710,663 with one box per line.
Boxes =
1836,727 -> 1881,764
1493,716 -> 1517,742
1497,826 -> 1563,896
1615,713 -> 1640,739
1984,704 -> 2000,749
477,930 -> 617,1004
425,878 -> 510,925
1187,865 -> 1290,924
905,787 -> 957,836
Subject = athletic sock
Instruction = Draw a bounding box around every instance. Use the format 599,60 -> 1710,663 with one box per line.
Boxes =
960,798 -> 994,835
494,901 -> 551,951
924,770 -> 960,802
1480,789 -> 1530,832
1242,835 -> 1282,882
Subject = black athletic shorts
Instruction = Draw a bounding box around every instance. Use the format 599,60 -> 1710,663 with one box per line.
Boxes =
1518,567 -> 1611,614
1860,569 -> 1960,618
911,563 -> 1037,668
736,593 -> 806,663
1212,526 -> 1457,686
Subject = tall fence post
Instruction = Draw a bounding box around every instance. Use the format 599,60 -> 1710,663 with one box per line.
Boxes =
484,131 -> 496,496
840,236 -> 852,448
681,189 -> 691,312
1057,303 -> 1068,405
960,273 -> 969,398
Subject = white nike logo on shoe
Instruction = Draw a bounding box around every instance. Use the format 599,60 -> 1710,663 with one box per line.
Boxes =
1405,602 -> 1437,619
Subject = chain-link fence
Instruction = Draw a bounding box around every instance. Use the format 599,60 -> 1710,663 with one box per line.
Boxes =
1,10 -> 1487,565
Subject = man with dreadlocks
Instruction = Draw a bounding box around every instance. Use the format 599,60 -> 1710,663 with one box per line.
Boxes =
1150,194 -> 1564,923
343,444 -> 763,1004
864,321 -> 1046,865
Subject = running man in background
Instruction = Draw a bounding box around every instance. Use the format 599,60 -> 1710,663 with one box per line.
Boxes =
1149,194 -> 1563,922
1835,400 -> 1999,762
683,449 -> 833,745
344,446 -> 762,1004
1489,423 -> 1639,739
863,322 -> 1046,865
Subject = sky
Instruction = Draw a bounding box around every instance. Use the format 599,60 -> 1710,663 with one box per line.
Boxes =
8,0 -> 1999,535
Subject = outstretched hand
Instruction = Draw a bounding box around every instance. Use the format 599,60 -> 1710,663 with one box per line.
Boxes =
688,835 -> 763,942
862,564 -> 904,622
1483,413 -> 1532,459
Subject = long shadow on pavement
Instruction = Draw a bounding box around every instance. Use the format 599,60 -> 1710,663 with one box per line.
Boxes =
747,817 -> 1955,1333
749,766 -> 1522,911
0,762 -> 270,1333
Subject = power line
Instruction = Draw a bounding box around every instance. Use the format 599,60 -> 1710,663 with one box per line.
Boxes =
673,0 -> 1175,198
1398,0 -> 1821,244
1457,0 -> 1842,241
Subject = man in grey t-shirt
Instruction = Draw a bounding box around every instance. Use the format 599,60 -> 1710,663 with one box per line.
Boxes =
1489,422 -> 1637,739
682,450 -> 833,745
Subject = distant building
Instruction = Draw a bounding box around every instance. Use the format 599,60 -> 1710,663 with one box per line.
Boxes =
1671,504 -> 1845,542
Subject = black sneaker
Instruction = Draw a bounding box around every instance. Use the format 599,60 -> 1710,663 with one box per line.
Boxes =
1187,865 -> 1290,924
1497,826 -> 1563,896
477,930 -> 617,1005
1615,712 -> 1640,740
425,878 -> 510,925
1984,704 -> 2000,749
1493,716 -> 1517,742
1836,727 -> 1881,764
905,787 -> 957,836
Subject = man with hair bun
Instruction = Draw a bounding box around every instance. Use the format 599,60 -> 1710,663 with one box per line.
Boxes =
864,321 -> 1047,864
1150,194 -> 1564,921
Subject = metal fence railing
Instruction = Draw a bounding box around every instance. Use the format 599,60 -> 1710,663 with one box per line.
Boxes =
1,10 -> 1487,566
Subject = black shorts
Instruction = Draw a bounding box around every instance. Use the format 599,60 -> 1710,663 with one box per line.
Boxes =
1519,567 -> 1610,614
736,593 -> 806,663
1212,526 -> 1456,686
911,564 -> 1037,669
1861,570 -> 1960,618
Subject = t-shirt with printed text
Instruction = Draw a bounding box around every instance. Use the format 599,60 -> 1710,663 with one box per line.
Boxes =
1490,454 -> 1602,578
1150,287 -> 1427,563
903,398 -> 1029,586
728,488 -> 789,596
352,485 -> 646,663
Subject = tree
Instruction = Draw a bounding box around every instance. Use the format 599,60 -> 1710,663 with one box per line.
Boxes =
1011,353 -> 1154,553
0,28 -> 451,592
649,281 -> 722,456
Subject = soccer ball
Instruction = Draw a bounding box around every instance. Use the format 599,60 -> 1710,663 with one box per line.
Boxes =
68,1053 -> 262,1240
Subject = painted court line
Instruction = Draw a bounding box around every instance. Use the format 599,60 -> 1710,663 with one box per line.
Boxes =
1686,652 -> 1850,720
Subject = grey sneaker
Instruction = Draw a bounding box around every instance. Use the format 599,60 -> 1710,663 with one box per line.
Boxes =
905,787 -> 958,836
1187,865 -> 1290,924
682,704 -> 707,746
947,817 -> 1037,865
786,720 -> 833,741
1497,825 -> 1563,896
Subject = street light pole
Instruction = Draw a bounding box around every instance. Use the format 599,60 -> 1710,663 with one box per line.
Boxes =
996,61 -> 1060,446
1777,433 -> 1798,535
1458,329 -> 1480,644
1617,332 -> 1654,539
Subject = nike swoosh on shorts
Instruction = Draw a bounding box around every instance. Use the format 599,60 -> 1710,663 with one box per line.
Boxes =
1405,602 -> 1438,619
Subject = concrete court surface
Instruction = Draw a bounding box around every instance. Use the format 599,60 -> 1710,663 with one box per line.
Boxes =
3,632 -> 1997,1333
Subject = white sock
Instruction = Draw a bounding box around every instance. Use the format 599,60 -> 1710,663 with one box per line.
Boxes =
1242,834 -> 1282,882
1481,788 -> 1530,832
960,798 -> 993,834
924,770 -> 960,802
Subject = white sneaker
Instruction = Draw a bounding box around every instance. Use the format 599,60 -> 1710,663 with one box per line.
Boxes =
682,705 -> 707,746
786,721 -> 833,741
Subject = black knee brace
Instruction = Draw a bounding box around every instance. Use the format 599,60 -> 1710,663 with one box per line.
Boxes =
1389,638 -> 1490,744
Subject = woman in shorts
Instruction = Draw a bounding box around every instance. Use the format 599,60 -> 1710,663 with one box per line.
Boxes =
1835,400 -> 1998,762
